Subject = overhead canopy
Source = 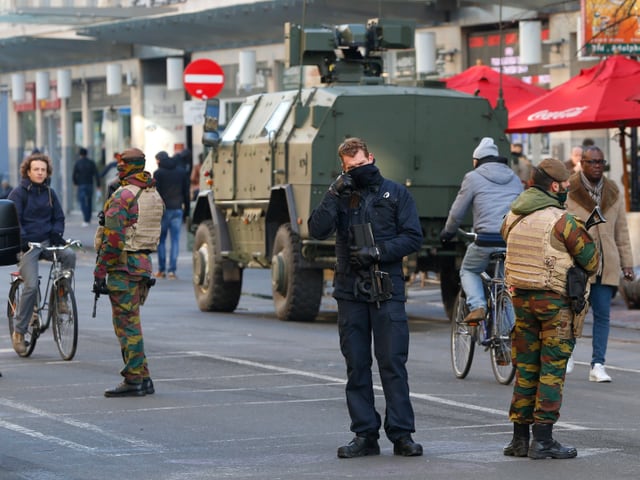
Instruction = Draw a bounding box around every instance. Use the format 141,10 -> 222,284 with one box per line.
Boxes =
0,0 -> 448,74
0,37 -> 134,73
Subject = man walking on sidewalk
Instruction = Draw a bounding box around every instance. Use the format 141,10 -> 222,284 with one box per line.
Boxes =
72,147 -> 100,227
153,151 -> 189,279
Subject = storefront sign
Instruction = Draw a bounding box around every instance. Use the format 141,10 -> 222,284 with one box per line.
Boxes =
582,0 -> 640,54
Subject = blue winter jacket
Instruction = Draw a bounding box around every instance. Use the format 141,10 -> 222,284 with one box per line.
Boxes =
8,178 -> 65,243
308,177 -> 423,302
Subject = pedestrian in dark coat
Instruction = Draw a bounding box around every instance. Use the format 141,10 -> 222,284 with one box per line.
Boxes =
153,151 -> 190,279
72,147 -> 100,226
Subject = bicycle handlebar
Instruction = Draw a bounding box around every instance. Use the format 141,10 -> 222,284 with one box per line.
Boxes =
27,239 -> 83,252
456,228 -> 477,242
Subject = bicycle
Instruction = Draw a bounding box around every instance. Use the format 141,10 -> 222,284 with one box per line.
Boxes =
7,240 -> 82,361
450,230 -> 516,385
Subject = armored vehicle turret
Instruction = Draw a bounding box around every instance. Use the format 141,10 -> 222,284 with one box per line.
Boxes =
191,19 -> 509,321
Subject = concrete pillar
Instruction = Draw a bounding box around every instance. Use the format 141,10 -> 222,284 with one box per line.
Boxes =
81,81 -> 91,152
59,98 -> 71,213
35,104 -> 44,153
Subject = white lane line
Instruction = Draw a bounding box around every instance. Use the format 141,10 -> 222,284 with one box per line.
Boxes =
188,352 -> 586,431
0,397 -> 160,449
0,419 -> 96,453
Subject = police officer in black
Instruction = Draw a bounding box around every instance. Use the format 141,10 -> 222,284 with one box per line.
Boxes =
308,137 -> 423,458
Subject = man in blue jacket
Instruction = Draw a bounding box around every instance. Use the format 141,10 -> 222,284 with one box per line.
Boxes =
440,137 -> 523,323
153,151 -> 190,279
308,137 -> 423,459
8,153 -> 75,354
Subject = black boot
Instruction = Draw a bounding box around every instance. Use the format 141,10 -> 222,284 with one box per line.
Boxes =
528,423 -> 577,459
337,436 -> 380,458
503,423 -> 529,457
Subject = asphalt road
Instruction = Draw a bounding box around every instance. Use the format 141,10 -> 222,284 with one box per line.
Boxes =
1,215 -> 639,480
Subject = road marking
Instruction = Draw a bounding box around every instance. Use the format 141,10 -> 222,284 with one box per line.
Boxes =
188,352 -> 587,431
0,419 -> 97,453
0,397 -> 160,453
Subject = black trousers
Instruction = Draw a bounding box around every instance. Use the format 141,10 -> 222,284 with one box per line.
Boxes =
337,299 -> 415,442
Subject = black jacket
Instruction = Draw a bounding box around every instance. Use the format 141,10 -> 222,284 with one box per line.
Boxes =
72,156 -> 100,187
308,176 -> 423,302
153,154 -> 190,212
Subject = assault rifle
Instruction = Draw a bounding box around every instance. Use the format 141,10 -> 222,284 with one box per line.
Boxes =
350,223 -> 392,308
567,206 -> 607,315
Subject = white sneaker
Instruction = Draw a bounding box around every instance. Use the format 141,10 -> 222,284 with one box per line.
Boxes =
566,355 -> 575,374
589,363 -> 612,383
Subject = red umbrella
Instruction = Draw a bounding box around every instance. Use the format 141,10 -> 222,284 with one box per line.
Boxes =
444,64 -> 548,114
507,55 -> 640,210
507,56 -> 640,133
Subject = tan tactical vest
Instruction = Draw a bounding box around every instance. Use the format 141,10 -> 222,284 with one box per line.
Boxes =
120,184 -> 164,252
504,207 -> 573,296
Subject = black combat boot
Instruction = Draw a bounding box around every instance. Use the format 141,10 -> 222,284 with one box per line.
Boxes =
503,422 -> 529,457
337,436 -> 380,458
528,423 -> 577,459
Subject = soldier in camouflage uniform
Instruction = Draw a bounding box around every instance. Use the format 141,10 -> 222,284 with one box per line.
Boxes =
500,159 -> 599,459
94,148 -> 163,397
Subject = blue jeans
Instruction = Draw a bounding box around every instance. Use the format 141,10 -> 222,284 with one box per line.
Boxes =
460,243 -> 506,311
589,278 -> 616,366
77,184 -> 93,223
157,209 -> 182,274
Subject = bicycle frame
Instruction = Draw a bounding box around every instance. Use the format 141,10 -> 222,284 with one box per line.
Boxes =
7,240 -> 81,360
450,231 -> 515,385
10,243 -> 76,330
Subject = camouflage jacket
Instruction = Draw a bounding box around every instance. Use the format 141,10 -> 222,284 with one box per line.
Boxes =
94,172 -> 155,279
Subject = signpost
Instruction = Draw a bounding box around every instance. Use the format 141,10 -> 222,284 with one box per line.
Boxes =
183,59 -> 225,99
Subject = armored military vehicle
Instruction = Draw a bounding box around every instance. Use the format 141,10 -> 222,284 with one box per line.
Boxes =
191,19 -> 509,322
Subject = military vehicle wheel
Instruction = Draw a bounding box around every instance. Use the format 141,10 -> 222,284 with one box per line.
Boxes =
271,223 -> 323,322
440,258 -> 460,321
193,220 -> 242,312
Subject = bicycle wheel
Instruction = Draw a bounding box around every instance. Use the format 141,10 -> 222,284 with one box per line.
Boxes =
490,289 -> 516,385
451,290 -> 475,379
50,278 -> 78,361
7,278 -> 39,357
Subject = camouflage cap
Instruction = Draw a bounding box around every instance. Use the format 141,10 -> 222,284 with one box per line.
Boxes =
538,158 -> 570,182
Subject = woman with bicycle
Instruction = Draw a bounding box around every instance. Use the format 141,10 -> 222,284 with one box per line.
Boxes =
440,137 -> 522,323
7,153 -> 75,354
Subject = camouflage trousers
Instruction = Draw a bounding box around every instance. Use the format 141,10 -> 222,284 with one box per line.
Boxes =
509,289 -> 574,424
108,271 -> 149,383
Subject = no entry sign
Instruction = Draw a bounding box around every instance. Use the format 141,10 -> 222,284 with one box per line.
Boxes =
183,59 -> 225,99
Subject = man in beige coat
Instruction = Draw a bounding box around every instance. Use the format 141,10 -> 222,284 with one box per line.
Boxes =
565,145 -> 635,382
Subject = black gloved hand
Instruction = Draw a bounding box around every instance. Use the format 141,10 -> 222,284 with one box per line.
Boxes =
329,173 -> 354,197
439,229 -> 455,244
50,232 -> 65,246
92,276 -> 109,295
350,246 -> 381,269
20,240 -> 30,252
